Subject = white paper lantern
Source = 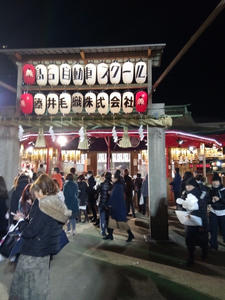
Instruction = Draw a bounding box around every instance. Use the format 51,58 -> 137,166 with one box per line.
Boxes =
71,92 -> 83,113
110,92 -> 121,114
122,92 -> 134,114
97,92 -> 109,115
60,64 -> 71,85
97,63 -> 108,85
47,93 -> 59,115
59,92 -> 71,115
85,63 -> 96,85
34,93 -> 46,115
72,64 -> 84,86
110,62 -> 121,84
84,92 -> 96,114
122,61 -> 134,84
135,61 -> 147,84
36,64 -> 47,86
47,64 -> 59,86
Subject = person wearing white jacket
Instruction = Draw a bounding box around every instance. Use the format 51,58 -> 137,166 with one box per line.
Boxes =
176,177 -> 208,266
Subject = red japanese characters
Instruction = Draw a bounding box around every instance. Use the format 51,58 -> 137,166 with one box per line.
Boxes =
23,64 -> 36,85
20,93 -> 33,114
135,91 -> 148,113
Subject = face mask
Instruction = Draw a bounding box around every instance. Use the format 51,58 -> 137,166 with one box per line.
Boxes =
87,174 -> 91,179
212,182 -> 220,188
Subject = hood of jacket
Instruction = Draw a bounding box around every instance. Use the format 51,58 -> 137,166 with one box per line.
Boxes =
39,194 -> 72,224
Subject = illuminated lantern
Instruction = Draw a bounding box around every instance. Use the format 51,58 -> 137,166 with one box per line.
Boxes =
84,92 -> 96,114
47,64 -> 59,86
85,63 -> 96,85
71,92 -> 83,113
110,92 -> 121,114
60,64 -> 71,85
135,61 -> 147,84
20,93 -> 33,114
23,64 -> 36,85
122,91 -> 134,114
135,91 -> 148,113
36,64 -> 47,86
122,61 -> 134,84
72,64 -> 84,86
110,61 -> 121,84
47,93 -> 59,115
97,92 -> 109,115
97,63 -> 108,84
59,92 -> 71,114
34,93 -> 46,115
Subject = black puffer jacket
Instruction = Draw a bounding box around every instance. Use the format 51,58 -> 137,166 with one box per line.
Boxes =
99,179 -> 113,211
209,185 -> 225,211
19,199 -> 63,257
78,181 -> 88,206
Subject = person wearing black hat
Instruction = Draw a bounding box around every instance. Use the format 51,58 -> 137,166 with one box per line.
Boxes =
176,177 -> 208,266
209,173 -> 225,250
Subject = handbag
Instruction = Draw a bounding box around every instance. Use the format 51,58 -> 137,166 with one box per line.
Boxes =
0,223 -> 21,258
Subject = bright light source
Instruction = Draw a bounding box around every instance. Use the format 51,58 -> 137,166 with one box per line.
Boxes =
57,136 -> 67,147
26,146 -> 34,154
177,138 -> 184,145
216,161 -> 221,167
189,146 -> 194,152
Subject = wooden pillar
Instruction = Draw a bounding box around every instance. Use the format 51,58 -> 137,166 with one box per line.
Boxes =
87,151 -> 97,176
16,62 -> 22,116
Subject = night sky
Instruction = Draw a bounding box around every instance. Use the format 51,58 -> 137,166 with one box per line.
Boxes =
0,0 -> 224,122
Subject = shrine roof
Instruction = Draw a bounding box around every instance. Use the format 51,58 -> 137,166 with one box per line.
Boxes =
0,44 -> 166,67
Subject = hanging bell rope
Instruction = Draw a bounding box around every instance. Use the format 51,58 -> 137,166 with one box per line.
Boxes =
119,127 -> 132,148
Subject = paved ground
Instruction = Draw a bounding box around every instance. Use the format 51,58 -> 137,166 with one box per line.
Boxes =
0,213 -> 225,300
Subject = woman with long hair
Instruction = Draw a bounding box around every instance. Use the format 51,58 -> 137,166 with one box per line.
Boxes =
18,184 -> 33,217
9,174 -> 71,300
0,176 -> 8,239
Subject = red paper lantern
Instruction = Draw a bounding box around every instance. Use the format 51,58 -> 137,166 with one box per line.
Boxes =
20,93 -> 33,114
135,91 -> 148,113
23,64 -> 36,85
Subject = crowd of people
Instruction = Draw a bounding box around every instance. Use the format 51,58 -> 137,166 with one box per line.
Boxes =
0,166 -> 145,299
170,168 -> 225,266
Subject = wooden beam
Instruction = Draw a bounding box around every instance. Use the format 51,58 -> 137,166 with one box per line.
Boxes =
0,81 -> 17,93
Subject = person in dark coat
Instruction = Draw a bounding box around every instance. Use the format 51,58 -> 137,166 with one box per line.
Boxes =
0,176 -> 8,239
9,174 -> 71,300
124,169 -> 135,218
78,175 -> 89,223
9,174 -> 30,224
170,168 -> 182,201
141,174 -> 148,215
106,170 -> 134,242
87,170 -> 97,222
181,171 -> 193,194
177,177 -> 208,266
99,172 -> 113,238
209,173 -> 225,250
134,173 -> 143,212
64,173 -> 79,235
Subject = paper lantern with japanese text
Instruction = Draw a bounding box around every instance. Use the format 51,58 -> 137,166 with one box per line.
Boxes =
60,64 -> 71,85
47,93 -> 59,115
97,63 -> 108,85
85,63 -> 96,85
122,61 -> 134,84
84,92 -> 96,114
34,93 -> 46,115
23,64 -> 36,85
122,92 -> 134,114
135,61 -> 147,84
97,92 -> 109,115
36,64 -> 47,86
72,92 -> 83,113
59,92 -> 71,114
20,93 -> 33,114
135,91 -> 148,113
47,64 -> 59,86
110,62 -> 121,84
110,92 -> 121,114
72,64 -> 84,86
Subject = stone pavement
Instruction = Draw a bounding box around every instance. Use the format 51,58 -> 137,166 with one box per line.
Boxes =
0,216 -> 225,300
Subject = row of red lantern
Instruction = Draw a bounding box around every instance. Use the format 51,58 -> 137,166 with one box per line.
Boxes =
22,61 -> 147,86
20,91 -> 148,115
